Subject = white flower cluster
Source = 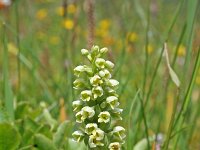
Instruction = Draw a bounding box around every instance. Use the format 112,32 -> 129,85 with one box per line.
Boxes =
72,45 -> 125,150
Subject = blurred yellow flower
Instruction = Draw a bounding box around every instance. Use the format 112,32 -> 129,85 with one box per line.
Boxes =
95,19 -> 111,38
126,32 -> 138,43
56,4 -> 77,16
177,45 -> 186,56
95,29 -> 108,37
116,39 -> 123,51
99,19 -> 111,30
68,4 -> 76,14
147,44 -> 154,54
64,19 -> 74,30
8,43 -> 18,55
49,36 -> 60,45
36,9 -> 47,20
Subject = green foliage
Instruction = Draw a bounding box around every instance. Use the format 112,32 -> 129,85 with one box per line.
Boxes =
0,123 -> 21,150
0,0 -> 199,150
34,134 -> 57,150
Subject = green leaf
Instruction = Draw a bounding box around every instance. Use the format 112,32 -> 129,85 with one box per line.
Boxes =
0,123 -> 21,150
164,43 -> 181,87
133,135 -> 155,150
68,139 -> 86,150
34,134 -> 57,150
53,121 -> 69,148
2,24 -> 14,120
0,107 -> 10,123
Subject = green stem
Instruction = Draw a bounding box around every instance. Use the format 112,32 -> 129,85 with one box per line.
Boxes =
173,47 -> 200,149
143,0 -> 151,97
139,94 -> 150,150
15,0 -> 21,100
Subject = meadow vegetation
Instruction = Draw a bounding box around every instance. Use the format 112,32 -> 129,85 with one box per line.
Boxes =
0,0 -> 200,150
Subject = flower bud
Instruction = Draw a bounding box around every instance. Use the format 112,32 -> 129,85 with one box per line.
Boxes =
99,69 -> 111,79
105,60 -> 114,69
74,65 -> 85,77
91,45 -> 99,53
107,79 -> 119,88
81,49 -> 89,55
81,90 -> 92,101
100,47 -> 108,54
72,130 -> 84,142
106,96 -> 119,109
95,58 -> 105,69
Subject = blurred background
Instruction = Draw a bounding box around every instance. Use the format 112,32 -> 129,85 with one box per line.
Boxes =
0,0 -> 200,149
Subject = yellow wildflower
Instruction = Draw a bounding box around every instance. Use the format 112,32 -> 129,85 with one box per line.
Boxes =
95,29 -> 108,38
8,43 -> 18,55
99,19 -> 111,30
147,44 -> 154,54
36,9 -> 47,20
64,19 -> 74,30
126,32 -> 138,43
68,4 -> 76,14
177,45 -> 186,56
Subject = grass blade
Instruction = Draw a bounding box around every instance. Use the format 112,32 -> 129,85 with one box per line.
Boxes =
2,23 -> 14,120
173,47 -> 200,149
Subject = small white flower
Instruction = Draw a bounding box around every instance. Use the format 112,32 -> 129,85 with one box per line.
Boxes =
83,65 -> 93,75
81,106 -> 95,121
90,75 -> 102,86
106,96 -> 119,109
94,128 -> 104,140
72,100 -> 82,112
81,90 -> 92,101
85,123 -> 98,135
73,79 -> 85,89
107,79 -> 119,88
95,58 -> 106,68
74,65 -> 85,77
109,142 -> 121,150
105,60 -> 114,69
92,86 -> 103,99
105,87 -> 116,94
99,69 -> 111,79
98,111 -> 110,123
81,49 -> 89,55
72,130 -> 84,142
112,126 -> 126,140
112,108 -> 123,120
100,47 -> 108,54
75,111 -> 83,123
88,135 -> 104,148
